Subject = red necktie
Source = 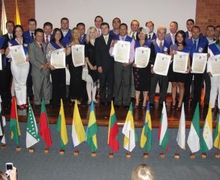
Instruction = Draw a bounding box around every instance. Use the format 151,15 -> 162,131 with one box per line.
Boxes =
39,43 -> 44,52
46,35 -> 49,43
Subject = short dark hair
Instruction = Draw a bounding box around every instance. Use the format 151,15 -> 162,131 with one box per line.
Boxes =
112,17 -> 121,23
76,22 -> 85,27
170,21 -> 178,27
136,27 -> 147,41
175,30 -> 186,46
206,25 -> 215,30
101,22 -> 110,29
60,17 -> 69,23
131,20 -> 139,27
186,19 -> 194,24
43,22 -> 53,29
6,21 -> 14,26
119,23 -> 128,29
94,15 -> 103,22
13,25 -> 24,39
51,28 -> 63,43
34,28 -> 44,36
145,21 -> 154,27
28,18 -> 37,25
192,25 -> 201,32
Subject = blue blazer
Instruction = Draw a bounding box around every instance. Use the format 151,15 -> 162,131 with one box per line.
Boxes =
23,31 -> 34,44
61,29 -> 71,47
165,33 -> 174,45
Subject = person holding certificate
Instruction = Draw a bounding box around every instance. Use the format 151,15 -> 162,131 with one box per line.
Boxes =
133,27 -> 152,109
66,27 -> 83,105
84,26 -> 98,104
169,30 -> 190,111
46,28 -> 66,107
110,23 -> 135,108
149,25 -> 170,107
5,25 -> 30,109
207,33 -> 220,113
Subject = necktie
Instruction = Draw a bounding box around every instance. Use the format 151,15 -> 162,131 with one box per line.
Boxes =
193,40 -> 197,49
97,29 -> 101,37
104,36 -> 108,44
148,34 -> 151,40
9,35 -> 12,40
31,32 -> 34,40
132,32 -> 135,39
39,43 -> 44,52
46,35 -> 49,43
159,41 -> 163,51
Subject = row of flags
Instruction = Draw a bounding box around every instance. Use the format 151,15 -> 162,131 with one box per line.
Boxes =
1,0 -> 21,34
1,96 -> 220,154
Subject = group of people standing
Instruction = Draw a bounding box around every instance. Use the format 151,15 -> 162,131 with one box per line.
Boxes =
0,16 -> 220,115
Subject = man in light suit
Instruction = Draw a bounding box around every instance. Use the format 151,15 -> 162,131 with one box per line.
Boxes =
29,28 -> 51,105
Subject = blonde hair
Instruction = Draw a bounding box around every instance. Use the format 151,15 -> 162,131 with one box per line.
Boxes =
86,26 -> 97,44
157,25 -> 167,34
131,164 -> 156,180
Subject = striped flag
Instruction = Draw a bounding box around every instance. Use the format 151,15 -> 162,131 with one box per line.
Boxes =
140,102 -> 152,151
122,103 -> 136,152
201,105 -> 213,152
39,99 -> 52,148
72,100 -> 86,147
26,99 -> 40,148
9,97 -> 21,146
1,0 -> 7,34
187,103 -> 200,153
15,0 -> 21,25
158,102 -> 169,151
214,112 -> 220,149
56,99 -> 68,149
107,101 -> 119,152
86,101 -> 98,152
176,103 -> 186,150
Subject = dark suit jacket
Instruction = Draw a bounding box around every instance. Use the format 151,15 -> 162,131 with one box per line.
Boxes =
95,35 -> 114,73
23,31 -> 34,44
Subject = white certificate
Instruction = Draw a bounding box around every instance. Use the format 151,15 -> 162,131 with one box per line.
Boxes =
153,53 -> 171,76
112,41 -> 130,63
173,51 -> 189,74
71,45 -> 85,67
9,45 -> 26,65
134,47 -> 151,68
209,55 -> 220,76
51,48 -> 66,69
191,53 -> 207,74
0,55 -> 2,70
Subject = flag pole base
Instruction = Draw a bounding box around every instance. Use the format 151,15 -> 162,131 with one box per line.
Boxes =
201,153 -> 207,158
44,148 -> 49,154
74,150 -> 79,156
29,148 -> 35,153
174,153 -> 180,159
108,152 -> 114,158
1,144 -> 7,150
190,153 -> 195,159
143,153 -> 149,158
126,152 -> 131,158
91,152 -> 97,157
59,150 -> 65,155
160,153 -> 165,158
16,146 -> 21,151
215,153 -> 220,158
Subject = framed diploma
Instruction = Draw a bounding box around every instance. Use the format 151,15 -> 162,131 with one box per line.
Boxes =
51,48 -> 66,69
134,47 -> 151,68
0,55 -> 2,70
153,53 -> 171,76
9,45 -> 26,65
71,45 -> 85,67
209,55 -> 220,76
112,41 -> 130,63
191,53 -> 207,74
173,51 -> 189,74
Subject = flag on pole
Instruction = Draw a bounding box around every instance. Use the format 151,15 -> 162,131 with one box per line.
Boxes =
201,105 -> 213,152
9,97 -> 21,146
15,0 -> 21,25
1,0 -> 7,34
187,103 -> 200,153
56,99 -> 68,149
140,102 -> 152,151
214,112 -> 220,149
107,101 -> 119,153
86,101 -> 98,152
158,102 -> 169,151
39,99 -> 52,148
122,103 -> 136,152
26,99 -> 40,148
72,100 -> 86,147
176,103 -> 186,150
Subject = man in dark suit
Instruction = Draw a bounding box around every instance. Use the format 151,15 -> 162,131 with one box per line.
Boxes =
185,19 -> 194,39
60,17 -> 71,47
23,18 -> 37,44
0,21 -> 14,110
95,22 -> 114,106
145,21 -> 157,41
43,22 -> 53,45
77,22 -> 86,44
29,28 -> 51,105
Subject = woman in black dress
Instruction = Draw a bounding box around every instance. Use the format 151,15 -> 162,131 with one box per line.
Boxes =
133,27 -> 151,109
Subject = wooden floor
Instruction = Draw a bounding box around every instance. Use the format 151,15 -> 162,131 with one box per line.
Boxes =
4,97 -> 217,128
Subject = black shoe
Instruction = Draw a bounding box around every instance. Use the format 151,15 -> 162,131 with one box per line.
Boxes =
107,102 -> 111,106
100,102 -> 105,106
124,106 -> 129,109
150,103 -> 154,108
